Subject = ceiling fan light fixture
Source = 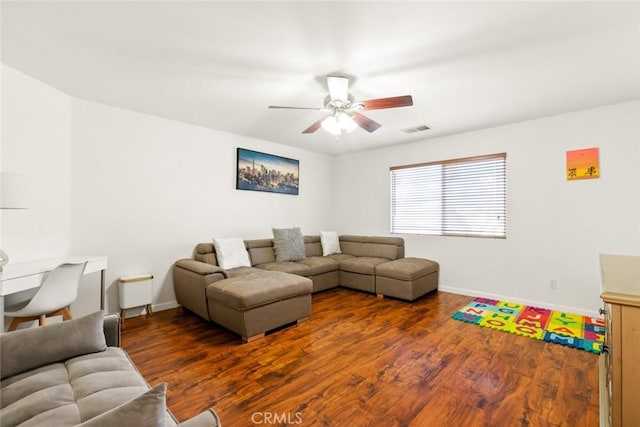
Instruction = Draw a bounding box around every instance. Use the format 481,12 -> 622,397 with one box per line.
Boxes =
321,112 -> 356,135
269,75 -> 413,135
321,115 -> 341,135
338,112 -> 357,132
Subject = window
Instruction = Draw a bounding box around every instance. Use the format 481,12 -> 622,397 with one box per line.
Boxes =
390,153 -> 506,238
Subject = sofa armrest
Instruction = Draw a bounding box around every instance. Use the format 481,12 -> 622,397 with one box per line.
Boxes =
103,313 -> 121,347
173,260 -> 228,321
177,409 -> 221,427
175,259 -> 228,278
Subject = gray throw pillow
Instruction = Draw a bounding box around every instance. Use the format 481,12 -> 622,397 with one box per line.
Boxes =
272,227 -> 306,262
1,311 -> 107,379
76,383 -> 167,427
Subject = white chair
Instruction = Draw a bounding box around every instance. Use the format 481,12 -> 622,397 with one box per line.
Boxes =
5,261 -> 88,331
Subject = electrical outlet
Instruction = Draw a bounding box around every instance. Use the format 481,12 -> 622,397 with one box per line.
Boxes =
549,280 -> 557,289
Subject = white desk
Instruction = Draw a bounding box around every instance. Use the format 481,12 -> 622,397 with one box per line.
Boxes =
0,256 -> 108,331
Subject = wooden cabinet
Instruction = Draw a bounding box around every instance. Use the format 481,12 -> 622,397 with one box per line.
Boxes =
600,292 -> 640,427
599,254 -> 640,427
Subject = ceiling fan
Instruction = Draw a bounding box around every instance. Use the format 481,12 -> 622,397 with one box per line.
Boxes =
268,76 -> 413,135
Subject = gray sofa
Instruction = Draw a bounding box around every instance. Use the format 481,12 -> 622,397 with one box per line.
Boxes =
173,234 -> 439,342
0,311 -> 220,427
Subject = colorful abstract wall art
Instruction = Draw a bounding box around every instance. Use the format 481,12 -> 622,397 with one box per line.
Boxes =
566,147 -> 599,180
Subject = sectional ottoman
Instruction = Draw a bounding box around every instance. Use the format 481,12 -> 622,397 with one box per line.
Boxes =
375,257 -> 440,301
205,268 -> 312,342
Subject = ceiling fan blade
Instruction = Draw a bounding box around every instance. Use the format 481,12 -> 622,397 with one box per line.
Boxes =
268,105 -> 323,110
359,95 -> 413,110
327,76 -> 349,101
302,115 -> 329,134
351,112 -> 382,133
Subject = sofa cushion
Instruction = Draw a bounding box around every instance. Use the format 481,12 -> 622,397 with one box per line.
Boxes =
206,270 -> 312,310
193,243 -> 217,265
272,227 -> 306,262
325,253 -> 355,263
339,257 -> 391,275
0,347 -> 149,426
339,235 -> 404,259
298,257 -> 341,275
212,238 -> 251,269
375,257 -> 440,281
303,236 -> 323,257
340,242 -> 400,260
255,262 -> 311,276
0,364 -> 80,426
227,266 -> 261,277
1,311 -> 106,380
247,244 -> 276,266
77,383 -> 167,427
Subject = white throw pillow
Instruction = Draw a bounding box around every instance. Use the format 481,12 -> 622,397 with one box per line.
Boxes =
320,231 -> 341,256
212,237 -> 252,269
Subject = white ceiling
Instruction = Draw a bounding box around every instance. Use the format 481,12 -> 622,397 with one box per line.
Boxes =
2,1 -> 639,156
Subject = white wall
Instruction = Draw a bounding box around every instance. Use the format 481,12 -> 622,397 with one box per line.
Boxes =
2,66 -> 334,318
1,65 -> 73,316
332,100 -> 640,316
4,64 -> 638,319
70,98 -> 334,315
1,65 -> 72,262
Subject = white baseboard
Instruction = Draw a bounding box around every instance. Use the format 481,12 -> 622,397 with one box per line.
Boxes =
119,301 -> 180,319
438,285 -> 600,318
152,300 -> 180,312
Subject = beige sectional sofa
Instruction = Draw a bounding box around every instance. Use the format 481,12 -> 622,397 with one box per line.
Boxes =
173,234 -> 438,342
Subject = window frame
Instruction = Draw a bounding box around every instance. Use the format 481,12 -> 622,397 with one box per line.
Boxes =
390,152 -> 507,239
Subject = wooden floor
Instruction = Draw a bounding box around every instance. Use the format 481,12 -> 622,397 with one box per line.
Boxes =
122,289 -> 600,426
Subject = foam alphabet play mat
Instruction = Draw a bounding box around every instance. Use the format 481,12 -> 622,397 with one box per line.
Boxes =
452,297 -> 604,354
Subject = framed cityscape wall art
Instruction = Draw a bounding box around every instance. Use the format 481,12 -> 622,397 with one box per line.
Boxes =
566,147 -> 599,180
236,148 -> 299,195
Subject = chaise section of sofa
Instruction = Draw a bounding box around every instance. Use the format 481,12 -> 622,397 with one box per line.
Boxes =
0,311 -> 220,427
206,268 -> 312,342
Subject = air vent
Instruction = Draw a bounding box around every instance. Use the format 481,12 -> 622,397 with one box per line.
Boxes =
402,125 -> 430,133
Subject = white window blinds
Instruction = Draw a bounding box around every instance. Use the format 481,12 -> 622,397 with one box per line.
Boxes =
390,153 -> 506,238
